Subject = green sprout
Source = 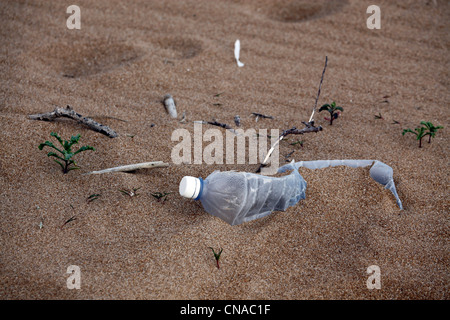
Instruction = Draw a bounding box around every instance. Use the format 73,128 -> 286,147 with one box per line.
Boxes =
209,247 -> 223,269
319,101 -> 343,125
60,204 -> 77,229
289,140 -> 304,147
38,132 -> 95,173
374,113 -> 383,120
119,187 -> 141,197
402,126 -> 426,148
403,121 -> 443,148
60,216 -> 77,229
87,194 -> 101,203
420,121 -> 443,144
151,192 -> 173,202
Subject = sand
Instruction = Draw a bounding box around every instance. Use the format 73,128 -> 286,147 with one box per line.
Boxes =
0,0 -> 448,300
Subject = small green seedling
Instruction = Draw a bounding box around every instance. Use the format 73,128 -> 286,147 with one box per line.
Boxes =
403,121 -> 443,148
119,187 -> 141,197
289,140 -> 304,147
60,204 -> 77,229
60,216 -> 77,229
319,101 -> 343,125
402,126 -> 426,148
150,192 -> 173,202
38,132 -> 95,173
209,247 -> 223,269
374,113 -> 383,120
87,194 -> 101,203
421,121 -> 443,144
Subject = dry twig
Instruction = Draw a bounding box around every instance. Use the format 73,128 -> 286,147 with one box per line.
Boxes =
309,56 -> 328,123
256,57 -> 328,172
196,120 -> 238,135
256,122 -> 322,172
251,112 -> 274,121
85,161 -> 169,175
29,105 -> 118,138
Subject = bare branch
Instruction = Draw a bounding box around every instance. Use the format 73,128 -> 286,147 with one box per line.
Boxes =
280,123 -> 323,137
196,120 -> 239,135
85,161 -> 169,175
257,122 -> 322,172
206,120 -> 233,130
29,105 -> 118,138
309,56 -> 328,123
251,112 -> 274,119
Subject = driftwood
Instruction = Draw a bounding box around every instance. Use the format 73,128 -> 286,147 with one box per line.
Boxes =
85,161 -> 169,175
28,105 -> 118,138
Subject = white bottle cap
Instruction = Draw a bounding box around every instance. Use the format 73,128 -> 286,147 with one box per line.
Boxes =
179,176 -> 201,199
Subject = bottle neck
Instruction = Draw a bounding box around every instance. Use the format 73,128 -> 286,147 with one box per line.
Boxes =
194,177 -> 204,200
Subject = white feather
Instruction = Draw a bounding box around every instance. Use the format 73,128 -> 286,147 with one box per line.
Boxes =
234,39 -> 244,67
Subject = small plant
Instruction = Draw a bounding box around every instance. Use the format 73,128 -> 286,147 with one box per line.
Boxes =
421,121 -> 443,144
374,112 -> 383,120
119,187 -> 141,197
319,101 -> 343,125
209,247 -> 223,269
38,132 -> 95,173
402,126 -> 426,148
61,216 -> 77,229
289,140 -> 304,147
403,121 -> 443,148
150,192 -> 173,203
87,193 -> 101,203
60,204 -> 77,229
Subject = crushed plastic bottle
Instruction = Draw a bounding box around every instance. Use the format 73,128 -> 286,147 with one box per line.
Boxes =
179,168 -> 306,226
179,159 -> 403,226
278,160 -> 403,210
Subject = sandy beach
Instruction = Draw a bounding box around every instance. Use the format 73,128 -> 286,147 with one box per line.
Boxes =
0,0 -> 448,300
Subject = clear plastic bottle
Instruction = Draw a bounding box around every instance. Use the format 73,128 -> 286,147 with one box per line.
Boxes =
278,159 -> 403,210
179,166 -> 306,225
